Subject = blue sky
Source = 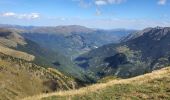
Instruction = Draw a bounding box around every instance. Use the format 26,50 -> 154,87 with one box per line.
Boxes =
0,0 -> 170,29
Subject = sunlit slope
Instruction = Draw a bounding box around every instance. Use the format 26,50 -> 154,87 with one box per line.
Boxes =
24,67 -> 170,100
0,53 -> 78,100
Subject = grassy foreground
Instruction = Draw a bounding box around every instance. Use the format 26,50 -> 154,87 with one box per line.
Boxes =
23,67 -> 170,100
0,53 -> 78,100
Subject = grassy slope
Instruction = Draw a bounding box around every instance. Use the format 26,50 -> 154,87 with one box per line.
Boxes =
23,67 -> 170,100
0,53 -> 78,100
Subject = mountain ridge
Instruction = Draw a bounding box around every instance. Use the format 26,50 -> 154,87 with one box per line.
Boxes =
22,67 -> 170,100
75,27 -> 170,79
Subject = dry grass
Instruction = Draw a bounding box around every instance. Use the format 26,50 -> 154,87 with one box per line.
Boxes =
0,53 -> 78,100
22,67 -> 170,100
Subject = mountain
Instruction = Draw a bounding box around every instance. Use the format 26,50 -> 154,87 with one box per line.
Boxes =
22,26 -> 135,58
0,25 -> 135,81
1,25 -> 170,100
75,27 -> 170,79
0,28 -> 93,83
0,24 -> 135,58
0,28 -> 26,47
23,67 -> 170,100
24,25 -> 94,35
0,28 -> 35,61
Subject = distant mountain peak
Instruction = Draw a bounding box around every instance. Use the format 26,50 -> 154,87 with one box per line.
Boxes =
141,27 -> 170,41
75,26 -> 170,79
122,27 -> 170,42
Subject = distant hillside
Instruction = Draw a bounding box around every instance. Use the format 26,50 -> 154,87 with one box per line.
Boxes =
22,26 -> 134,58
0,24 -> 135,58
0,28 -> 94,83
23,67 -> 170,100
0,28 -> 34,61
0,28 -> 26,47
0,53 -> 78,100
75,27 -> 170,79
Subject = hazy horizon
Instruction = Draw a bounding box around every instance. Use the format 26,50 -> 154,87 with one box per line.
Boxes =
0,0 -> 170,29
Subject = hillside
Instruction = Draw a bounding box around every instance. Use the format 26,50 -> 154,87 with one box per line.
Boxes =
0,28 -> 94,83
75,27 -> 170,79
0,28 -> 26,47
23,67 -> 170,100
0,53 -> 78,100
0,28 -> 34,61
22,27 -> 134,58
0,24 -> 135,58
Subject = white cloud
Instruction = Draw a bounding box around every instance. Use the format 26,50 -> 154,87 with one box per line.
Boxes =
79,0 -> 91,8
95,0 -> 107,6
158,0 -> 167,5
96,8 -> 102,16
2,12 -> 16,17
74,0 -> 125,7
0,12 -> 40,19
107,0 -> 125,4
72,0 -> 91,8
60,17 -> 67,21
95,0 -> 125,6
29,13 -> 40,19
94,0 -> 125,16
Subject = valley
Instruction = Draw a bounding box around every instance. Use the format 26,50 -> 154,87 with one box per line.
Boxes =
0,0 -> 170,100
75,27 -> 170,79
0,26 -> 170,100
0,25 -> 135,58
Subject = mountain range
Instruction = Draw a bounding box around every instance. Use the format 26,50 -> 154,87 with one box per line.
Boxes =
0,24 -> 134,82
0,24 -> 135,58
0,28 -> 79,100
1,25 -> 170,100
0,27 -> 93,83
75,27 -> 170,79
